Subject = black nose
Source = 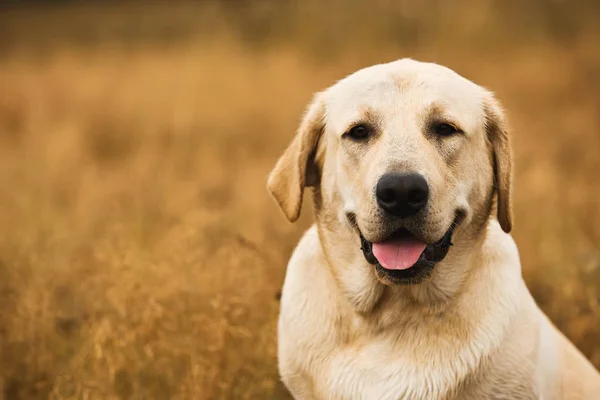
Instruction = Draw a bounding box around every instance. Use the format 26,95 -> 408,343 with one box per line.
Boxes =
376,172 -> 429,218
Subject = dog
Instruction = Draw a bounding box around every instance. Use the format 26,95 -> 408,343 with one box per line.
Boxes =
267,59 -> 600,399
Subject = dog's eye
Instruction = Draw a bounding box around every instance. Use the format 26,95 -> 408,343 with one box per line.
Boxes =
345,124 -> 371,140
433,123 -> 460,137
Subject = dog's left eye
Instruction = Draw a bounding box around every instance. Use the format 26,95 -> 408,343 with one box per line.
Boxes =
433,123 -> 460,137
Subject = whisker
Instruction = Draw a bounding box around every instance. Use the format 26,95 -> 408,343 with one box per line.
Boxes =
346,212 -> 359,230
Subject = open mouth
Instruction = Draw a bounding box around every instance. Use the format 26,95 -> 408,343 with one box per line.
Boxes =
357,217 -> 459,285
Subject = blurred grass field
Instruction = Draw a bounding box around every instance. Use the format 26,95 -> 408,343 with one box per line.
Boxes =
0,1 -> 599,399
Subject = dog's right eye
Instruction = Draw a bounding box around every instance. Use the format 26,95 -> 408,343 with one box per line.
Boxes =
344,124 -> 371,141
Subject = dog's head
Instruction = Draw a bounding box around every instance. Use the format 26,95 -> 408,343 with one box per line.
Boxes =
268,59 -> 512,285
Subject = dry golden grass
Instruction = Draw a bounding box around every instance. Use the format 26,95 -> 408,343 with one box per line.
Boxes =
0,1 -> 599,399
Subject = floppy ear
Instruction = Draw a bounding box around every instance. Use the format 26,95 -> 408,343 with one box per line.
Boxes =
484,97 -> 513,233
267,93 -> 326,222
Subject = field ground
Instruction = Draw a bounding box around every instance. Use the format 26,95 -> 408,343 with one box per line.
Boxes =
0,1 -> 599,399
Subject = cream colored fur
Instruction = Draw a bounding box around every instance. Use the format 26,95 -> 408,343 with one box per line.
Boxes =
267,59 -> 600,400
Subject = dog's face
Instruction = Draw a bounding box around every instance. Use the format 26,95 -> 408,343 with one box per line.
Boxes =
268,59 -> 512,285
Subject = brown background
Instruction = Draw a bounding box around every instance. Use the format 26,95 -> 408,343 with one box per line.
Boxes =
0,1 -> 599,399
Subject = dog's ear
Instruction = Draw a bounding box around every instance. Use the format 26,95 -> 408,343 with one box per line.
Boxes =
484,96 -> 513,233
267,93 -> 326,222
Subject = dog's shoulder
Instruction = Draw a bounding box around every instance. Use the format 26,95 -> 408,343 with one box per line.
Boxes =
278,224 -> 338,341
551,320 -> 600,399
277,225 -> 345,397
279,225 -> 325,301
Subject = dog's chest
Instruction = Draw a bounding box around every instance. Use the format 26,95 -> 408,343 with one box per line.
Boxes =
281,313 -> 476,400
317,338 -> 441,400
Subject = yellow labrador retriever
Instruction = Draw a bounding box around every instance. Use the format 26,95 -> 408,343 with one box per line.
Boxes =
267,59 -> 600,399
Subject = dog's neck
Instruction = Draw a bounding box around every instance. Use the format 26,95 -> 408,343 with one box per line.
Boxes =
315,208 -> 490,316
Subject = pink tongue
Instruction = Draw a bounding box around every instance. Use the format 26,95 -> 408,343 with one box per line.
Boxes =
372,237 -> 427,270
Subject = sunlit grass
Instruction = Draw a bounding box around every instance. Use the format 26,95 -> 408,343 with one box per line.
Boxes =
0,2 -> 599,399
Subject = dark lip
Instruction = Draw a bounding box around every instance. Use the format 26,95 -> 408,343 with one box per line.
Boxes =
355,214 -> 461,285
